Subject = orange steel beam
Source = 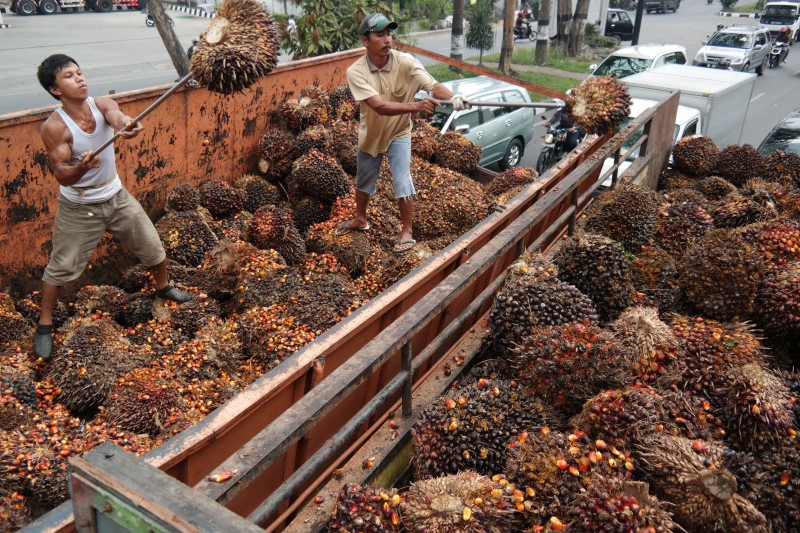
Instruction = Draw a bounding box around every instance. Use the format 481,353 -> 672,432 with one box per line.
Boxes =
392,40 -> 566,100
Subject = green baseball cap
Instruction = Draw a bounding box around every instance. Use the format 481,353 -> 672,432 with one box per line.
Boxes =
359,13 -> 398,36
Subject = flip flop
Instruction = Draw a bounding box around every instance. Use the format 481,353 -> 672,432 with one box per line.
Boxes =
336,220 -> 371,236
393,239 -> 417,254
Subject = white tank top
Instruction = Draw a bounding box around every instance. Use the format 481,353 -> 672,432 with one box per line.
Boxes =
55,97 -> 122,204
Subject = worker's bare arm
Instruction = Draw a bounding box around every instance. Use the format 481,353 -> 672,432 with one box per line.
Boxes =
40,116 -> 100,187
95,96 -> 144,139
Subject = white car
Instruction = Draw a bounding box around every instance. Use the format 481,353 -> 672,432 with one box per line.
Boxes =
590,43 -> 688,78
445,15 -> 469,28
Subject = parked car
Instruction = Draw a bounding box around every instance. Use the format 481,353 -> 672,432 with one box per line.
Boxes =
415,76 -> 537,169
604,8 -> 634,43
692,25 -> 771,75
645,0 -> 679,13
445,15 -> 469,29
757,106 -> 800,155
759,2 -> 800,43
590,43 -> 687,78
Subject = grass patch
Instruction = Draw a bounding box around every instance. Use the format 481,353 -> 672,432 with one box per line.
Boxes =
727,3 -> 760,12
478,48 -> 593,73
425,64 -> 576,101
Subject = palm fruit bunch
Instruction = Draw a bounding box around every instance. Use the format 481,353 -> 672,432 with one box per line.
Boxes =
234,305 -> 316,369
0,493 -> 30,530
116,293 -> 155,328
45,316 -> 151,415
713,144 -> 765,187
233,174 -> 282,214
607,307 -> 680,384
553,232 -> 635,323
711,188 -> 778,228
293,125 -> 331,158
671,135 -> 720,177
636,433 -> 769,532
155,210 -> 220,267
1,373 -> 37,408
197,179 -> 247,219
504,427 -> 635,517
661,187 -> 711,212
652,198 -> 714,259
280,85 -> 332,133
678,229 -> 765,321
228,243 -> 287,307
327,483 -> 401,532
669,315 -> 766,402
694,175 -> 738,201
327,83 -> 358,122
763,149 -> 800,185
290,149 -> 351,202
327,120 -> 359,176
400,471 -> 520,533
657,168 -> 696,192
565,480 -> 677,533
14,292 -> 68,330
628,245 -> 681,312
512,323 -> 626,415
563,76 -> 631,135
753,260 -> 800,339
188,240 -> 242,301
0,297 -> 33,347
165,297 -> 222,336
291,195 -> 332,234
73,284 -> 129,322
188,0 -> 279,95
206,209 -> 252,242
0,393 -> 32,433
736,218 -> 800,269
488,277 -> 599,353
379,242 -> 436,288
572,384 -> 718,450
719,363 -> 795,453
432,131 -> 482,175
581,183 -> 661,253
411,378 -> 556,479
258,128 -> 297,181
246,204 -> 306,265
103,366 -> 187,438
166,182 -> 201,212
485,167 -> 538,198
306,226 -> 370,277
740,435 -> 800,531
503,251 -> 559,286
410,119 -> 441,161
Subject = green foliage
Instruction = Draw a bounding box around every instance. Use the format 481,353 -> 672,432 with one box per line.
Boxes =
720,0 -> 739,9
583,22 -> 620,47
479,48 -> 592,73
424,64 -> 577,101
465,0 -> 495,62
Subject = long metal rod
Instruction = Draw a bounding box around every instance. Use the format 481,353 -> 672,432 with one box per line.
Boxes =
401,343 -> 413,417
90,73 -> 192,157
436,99 -> 563,109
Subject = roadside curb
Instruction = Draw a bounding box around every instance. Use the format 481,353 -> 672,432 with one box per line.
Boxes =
719,11 -> 760,18
167,4 -> 215,18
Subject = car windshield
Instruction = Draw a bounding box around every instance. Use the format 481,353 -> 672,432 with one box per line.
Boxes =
593,56 -> 653,78
759,125 -> 800,156
708,32 -> 752,48
763,6 -> 796,18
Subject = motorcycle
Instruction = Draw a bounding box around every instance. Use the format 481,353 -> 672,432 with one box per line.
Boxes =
535,124 -> 572,174
707,0 -> 712,5
769,40 -> 789,68
145,13 -> 174,27
514,12 -> 537,42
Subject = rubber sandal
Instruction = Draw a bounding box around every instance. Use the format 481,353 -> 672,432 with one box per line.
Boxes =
336,220 -> 371,236
156,285 -> 192,304
34,325 -> 53,361
392,239 -> 417,254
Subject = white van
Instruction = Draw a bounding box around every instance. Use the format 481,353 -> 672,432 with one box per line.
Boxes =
759,2 -> 800,42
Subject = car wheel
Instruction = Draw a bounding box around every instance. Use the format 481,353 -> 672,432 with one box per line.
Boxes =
501,139 -> 524,170
17,0 -> 36,15
536,148 -> 554,174
38,0 -> 57,14
97,0 -> 113,12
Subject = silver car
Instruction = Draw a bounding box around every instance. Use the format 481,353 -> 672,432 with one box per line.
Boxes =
693,25 -> 770,75
416,77 -> 536,169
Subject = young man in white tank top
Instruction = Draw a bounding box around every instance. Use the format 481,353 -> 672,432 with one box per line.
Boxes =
34,54 -> 191,360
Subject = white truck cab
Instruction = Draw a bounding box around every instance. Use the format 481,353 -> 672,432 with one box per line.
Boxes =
759,2 -> 800,42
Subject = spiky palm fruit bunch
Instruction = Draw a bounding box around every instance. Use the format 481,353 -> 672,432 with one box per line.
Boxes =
581,183 -> 661,254
553,232 -> 635,323
669,315 -> 766,402
564,76 -> 631,135
763,149 -> 800,185
694,175 -> 738,201
291,195 -> 332,234
740,435 -> 800,531
678,228 -> 765,320
306,227 -> 370,277
489,277 -> 599,353
1,373 -> 37,408
117,293 -> 154,328
206,209 -> 253,242
103,367 -> 187,437
291,149 -> 351,201
505,427 -> 635,517
628,245 -> 681,312
753,261 -> 800,339
719,363 -> 796,453
711,189 -> 778,229
411,119 -> 442,161
258,128 -> 297,181
189,0 -> 279,95
228,243 -> 287,302
74,285 -> 129,321
712,144 -> 765,187
327,84 -> 359,122
246,204 -> 306,265
571,384 -> 717,450
0,304 -> 33,347
155,210 -> 220,267
328,483 -> 401,532
400,471 -> 520,533
486,184 -> 526,215
380,242 -> 436,287
432,131 -> 482,175
327,119 -> 359,176
14,292 -> 68,330
166,183 -> 201,212
0,493 -> 30,530
652,198 -> 715,259
512,323 -> 626,415
234,305 -> 316,369
117,264 -> 156,293
736,218 -> 800,270
165,297 -> 222,336
191,239 -> 242,301
637,433 -> 769,532
233,174 -> 282,214
661,187 -> 712,213
293,125 -> 331,158
411,379 -> 556,480
280,85 -> 332,133
485,167 -> 538,198
671,136 -> 720,177
657,168 -> 696,192
198,179 -> 247,219
45,316 -> 151,415
566,480 -> 677,533
504,251 -> 559,286
608,307 -> 680,385
0,393 -> 32,432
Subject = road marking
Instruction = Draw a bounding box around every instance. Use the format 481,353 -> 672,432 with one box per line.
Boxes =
750,92 -> 765,103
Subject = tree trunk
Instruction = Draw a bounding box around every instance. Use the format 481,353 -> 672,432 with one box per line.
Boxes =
556,0 -> 571,52
148,0 -> 189,77
450,0 -> 465,72
568,0 -> 590,56
499,0 -> 516,75
535,0 -> 551,64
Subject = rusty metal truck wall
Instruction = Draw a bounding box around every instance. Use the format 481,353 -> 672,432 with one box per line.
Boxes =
0,49 -> 363,292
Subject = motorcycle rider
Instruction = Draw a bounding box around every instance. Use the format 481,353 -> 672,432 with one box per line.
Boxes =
776,27 -> 791,63
515,5 -> 532,37
545,93 -> 581,152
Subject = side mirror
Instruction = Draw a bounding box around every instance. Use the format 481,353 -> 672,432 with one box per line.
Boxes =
754,44 -> 763,50
589,63 -> 598,70
454,124 -> 471,134
701,39 -> 708,44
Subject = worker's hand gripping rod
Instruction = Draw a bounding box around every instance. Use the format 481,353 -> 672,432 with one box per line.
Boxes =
435,99 -> 565,109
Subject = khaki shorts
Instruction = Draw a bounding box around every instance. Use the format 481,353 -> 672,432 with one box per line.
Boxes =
42,188 -> 166,286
